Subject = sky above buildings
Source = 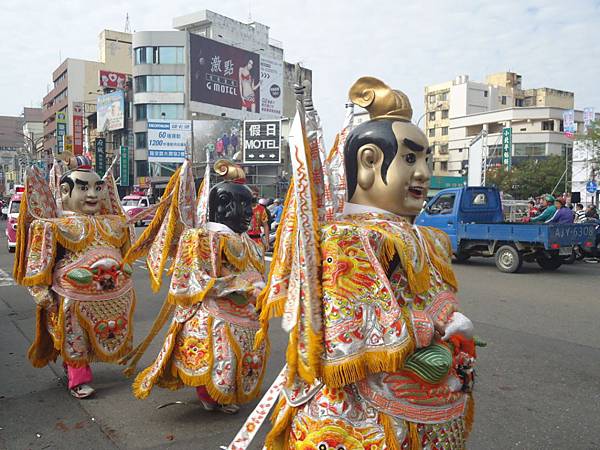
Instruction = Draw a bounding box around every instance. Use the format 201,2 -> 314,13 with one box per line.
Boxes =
1,0 -> 599,146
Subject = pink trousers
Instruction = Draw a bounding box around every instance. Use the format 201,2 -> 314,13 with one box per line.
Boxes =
195,386 -> 217,404
66,364 -> 93,389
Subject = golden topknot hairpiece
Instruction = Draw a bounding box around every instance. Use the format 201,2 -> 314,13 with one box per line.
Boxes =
349,76 -> 413,121
214,159 -> 246,184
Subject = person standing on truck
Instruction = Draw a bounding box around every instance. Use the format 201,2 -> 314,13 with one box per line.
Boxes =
530,195 -> 557,223
574,204 -> 586,223
548,197 -> 574,223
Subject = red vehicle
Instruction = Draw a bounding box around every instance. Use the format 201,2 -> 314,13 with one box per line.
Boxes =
5,186 -> 24,253
122,193 -> 155,227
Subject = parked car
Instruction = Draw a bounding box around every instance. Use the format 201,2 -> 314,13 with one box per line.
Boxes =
415,186 -> 596,273
122,194 -> 154,226
5,186 -> 25,252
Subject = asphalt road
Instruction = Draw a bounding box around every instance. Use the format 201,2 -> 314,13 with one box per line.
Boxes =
0,225 -> 599,449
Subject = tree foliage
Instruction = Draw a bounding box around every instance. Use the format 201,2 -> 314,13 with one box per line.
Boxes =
485,155 -> 567,199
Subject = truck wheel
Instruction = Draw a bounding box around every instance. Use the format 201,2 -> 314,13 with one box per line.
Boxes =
494,245 -> 523,273
454,252 -> 471,263
536,254 -> 562,271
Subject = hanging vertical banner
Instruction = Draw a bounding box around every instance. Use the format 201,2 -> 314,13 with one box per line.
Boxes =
56,111 -> 67,154
583,107 -> 595,133
120,146 -> 129,186
73,102 -> 84,155
502,127 -> 512,170
563,109 -> 575,138
64,135 -> 73,154
259,56 -> 284,118
95,138 -> 106,177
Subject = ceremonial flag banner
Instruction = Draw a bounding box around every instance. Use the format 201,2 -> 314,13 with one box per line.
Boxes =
72,102 -> 84,155
563,110 -> 576,137
56,111 -> 67,154
502,127 -> 512,170
242,120 -> 281,163
120,146 -> 130,186
95,138 -> 106,177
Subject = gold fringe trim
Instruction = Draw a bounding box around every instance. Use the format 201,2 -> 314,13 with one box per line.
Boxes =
254,296 -> 286,351
13,185 -> 31,283
132,321 -> 182,399
264,402 -> 296,450
285,325 -> 299,387
320,342 -> 414,389
121,293 -> 174,377
53,220 -> 96,253
379,413 -> 401,450
408,421 -> 422,450
256,181 -> 295,313
148,179 -> 181,293
166,277 -> 216,307
222,238 -> 248,272
27,305 -> 59,368
73,294 -> 136,364
421,232 -> 459,291
299,326 -> 321,384
464,393 -> 475,438
20,223 -> 57,287
96,217 -> 129,248
125,167 -> 181,265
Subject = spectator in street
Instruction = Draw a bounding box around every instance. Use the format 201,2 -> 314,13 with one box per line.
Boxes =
527,200 -> 539,218
215,138 -> 225,157
574,204 -> 586,223
548,197 -> 573,223
530,195 -> 557,223
271,198 -> 283,227
586,204 -> 599,220
222,133 -> 230,155
249,195 -> 270,250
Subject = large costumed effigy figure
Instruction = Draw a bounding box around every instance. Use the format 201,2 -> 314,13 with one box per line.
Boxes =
13,155 -> 138,399
250,76 -> 479,449
122,159 -> 268,414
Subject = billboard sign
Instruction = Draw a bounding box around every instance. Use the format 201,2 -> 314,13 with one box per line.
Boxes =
99,70 -> 128,89
95,137 -> 106,177
190,34 -> 262,114
192,119 -> 242,163
97,91 -> 125,131
563,109 -> 575,137
72,102 -> 84,155
147,120 -> 191,163
56,111 -> 67,154
259,56 -> 283,117
243,120 -> 281,163
502,127 -> 512,170
583,107 -> 595,133
120,146 -> 129,186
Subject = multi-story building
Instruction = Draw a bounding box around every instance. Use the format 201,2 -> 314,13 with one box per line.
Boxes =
42,30 -> 132,158
447,107 -> 597,177
0,115 -> 24,194
132,10 -> 311,196
424,72 -> 576,176
22,107 -> 44,159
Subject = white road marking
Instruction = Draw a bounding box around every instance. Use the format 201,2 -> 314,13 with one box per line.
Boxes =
0,269 -> 15,287
265,256 -> 272,262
